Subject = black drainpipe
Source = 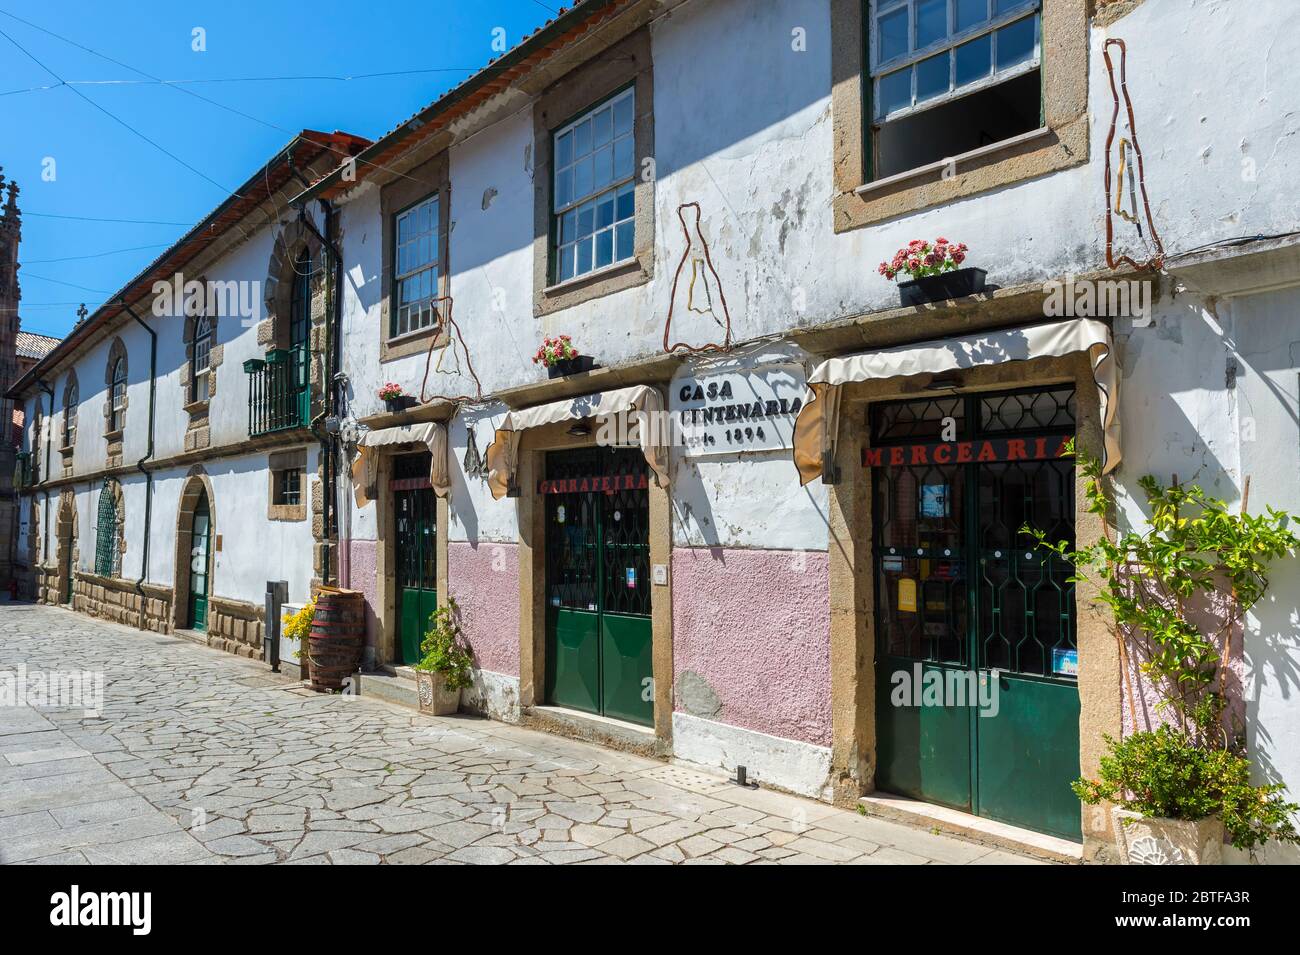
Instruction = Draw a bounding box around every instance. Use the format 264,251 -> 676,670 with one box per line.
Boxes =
37,379 -> 53,573
290,195 -> 342,588
123,302 -> 157,622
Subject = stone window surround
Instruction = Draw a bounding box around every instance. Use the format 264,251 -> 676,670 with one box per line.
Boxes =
103,337 -> 128,469
267,448 -> 307,522
60,371 -> 78,454
531,27 -> 655,317
379,151 -> 451,363
829,0 -> 1089,231
180,283 -> 224,452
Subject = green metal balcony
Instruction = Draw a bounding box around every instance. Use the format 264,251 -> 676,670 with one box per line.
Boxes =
14,450 -> 37,489
244,348 -> 310,437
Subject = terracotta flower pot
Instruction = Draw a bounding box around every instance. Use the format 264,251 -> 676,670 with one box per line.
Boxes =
897,267 -> 987,306
415,669 -> 460,716
1112,808 -> 1225,865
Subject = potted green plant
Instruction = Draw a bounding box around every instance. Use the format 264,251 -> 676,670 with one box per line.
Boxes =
878,238 -> 985,306
1027,446 -> 1300,862
533,335 -> 595,378
413,598 -> 473,716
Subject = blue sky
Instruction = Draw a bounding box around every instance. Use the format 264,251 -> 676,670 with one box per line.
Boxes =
0,0 -> 558,338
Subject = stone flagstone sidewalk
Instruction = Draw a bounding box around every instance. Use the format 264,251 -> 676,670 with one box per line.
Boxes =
0,603 -> 1044,865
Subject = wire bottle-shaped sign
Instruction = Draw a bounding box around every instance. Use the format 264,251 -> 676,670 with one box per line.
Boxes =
1103,38 -> 1164,272
664,202 -> 733,354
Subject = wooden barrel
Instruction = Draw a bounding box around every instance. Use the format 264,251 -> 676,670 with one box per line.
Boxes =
308,588 -> 365,691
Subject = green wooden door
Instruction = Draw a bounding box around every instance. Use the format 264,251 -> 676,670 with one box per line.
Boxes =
872,388 -> 1081,841
394,453 -> 437,666
544,447 -> 653,727
188,493 -> 211,632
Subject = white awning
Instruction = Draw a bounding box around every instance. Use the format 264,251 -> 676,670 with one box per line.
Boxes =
793,318 -> 1120,484
485,384 -> 669,499
351,421 -> 449,504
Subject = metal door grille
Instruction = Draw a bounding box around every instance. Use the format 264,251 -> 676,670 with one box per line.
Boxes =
872,386 -> 1077,679
95,480 -> 118,577
544,447 -> 651,617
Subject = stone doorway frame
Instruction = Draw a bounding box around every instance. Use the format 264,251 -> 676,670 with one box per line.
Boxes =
172,470 -> 217,631
54,489 -> 78,605
514,420 -> 674,749
372,447 -> 450,669
823,351 -> 1118,853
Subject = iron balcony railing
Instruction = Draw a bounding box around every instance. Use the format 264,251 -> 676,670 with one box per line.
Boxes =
244,349 -> 310,437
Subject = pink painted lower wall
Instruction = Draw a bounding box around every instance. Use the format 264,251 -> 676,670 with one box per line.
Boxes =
672,546 -> 831,747
448,541 -> 520,676
344,539 -> 381,651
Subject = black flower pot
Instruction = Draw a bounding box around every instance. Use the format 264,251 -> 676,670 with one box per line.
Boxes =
384,395 -> 417,413
546,355 -> 596,379
897,267 -> 987,306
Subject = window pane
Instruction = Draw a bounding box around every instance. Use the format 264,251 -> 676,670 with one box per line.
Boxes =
574,157 -> 593,200
616,182 -> 634,220
556,130 -> 573,167
593,144 -> 613,189
592,106 -> 612,145
556,168 -> 573,208
577,239 -> 593,275
995,0 -> 1033,13
878,6 -> 909,61
613,94 -> 633,135
916,52 -> 949,102
597,195 -> 615,230
613,136 -> 634,180
915,0 -> 948,48
559,245 -> 576,281
595,229 -> 613,268
573,119 -> 591,157
561,209 -> 577,243
877,68 -> 912,116
954,33 -> 992,86
577,204 -> 595,239
616,221 -> 634,261
956,0 -> 989,31
996,16 -> 1037,69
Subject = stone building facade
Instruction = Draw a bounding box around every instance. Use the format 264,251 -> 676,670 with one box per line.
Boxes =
8,0 -> 1300,862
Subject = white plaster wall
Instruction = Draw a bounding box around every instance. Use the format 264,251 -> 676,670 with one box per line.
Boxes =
447,403 -> 517,544
329,0 -> 1300,554
1221,287 -> 1300,862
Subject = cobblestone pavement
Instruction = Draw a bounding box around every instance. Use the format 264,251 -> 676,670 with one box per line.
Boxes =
0,604 -> 1043,865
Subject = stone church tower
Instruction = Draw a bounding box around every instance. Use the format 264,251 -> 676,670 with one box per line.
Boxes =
0,168 -> 22,589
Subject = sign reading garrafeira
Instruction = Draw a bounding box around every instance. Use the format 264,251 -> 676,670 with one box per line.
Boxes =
670,364 -> 805,457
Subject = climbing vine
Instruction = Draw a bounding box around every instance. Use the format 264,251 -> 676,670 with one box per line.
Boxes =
1025,443 -> 1300,850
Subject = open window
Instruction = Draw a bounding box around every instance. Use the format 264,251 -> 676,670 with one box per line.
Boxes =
867,0 -> 1042,181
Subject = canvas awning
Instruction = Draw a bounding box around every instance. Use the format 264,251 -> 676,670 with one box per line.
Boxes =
792,318 -> 1120,485
351,421 -> 450,505
485,384 -> 669,499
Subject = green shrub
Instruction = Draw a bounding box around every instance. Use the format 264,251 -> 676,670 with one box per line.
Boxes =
1074,724 -> 1300,851
413,597 -> 473,691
